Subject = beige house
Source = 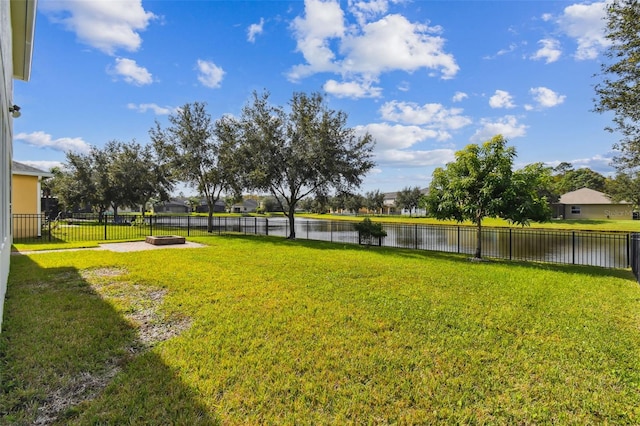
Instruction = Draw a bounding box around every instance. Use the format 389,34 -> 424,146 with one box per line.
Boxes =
12,161 -> 53,238
555,188 -> 632,220
1,0 -> 37,331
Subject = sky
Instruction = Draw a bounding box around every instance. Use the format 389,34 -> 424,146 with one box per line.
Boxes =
13,0 -> 620,195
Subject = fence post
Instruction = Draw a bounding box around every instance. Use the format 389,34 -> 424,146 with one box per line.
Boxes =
415,224 -> 418,250
187,215 -> 191,236
265,218 -> 268,236
627,233 -> 631,268
150,216 -> 153,236
48,215 -> 52,242
104,216 -> 108,240
307,220 -> 309,239
255,217 -> 257,235
572,231 -> 576,264
457,226 -> 461,254
509,228 -> 512,260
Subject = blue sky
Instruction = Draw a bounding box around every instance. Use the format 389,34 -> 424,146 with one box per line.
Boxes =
14,0 -> 618,194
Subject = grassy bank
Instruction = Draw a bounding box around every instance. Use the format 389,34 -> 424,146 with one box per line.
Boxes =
2,235 -> 640,424
300,213 -> 640,232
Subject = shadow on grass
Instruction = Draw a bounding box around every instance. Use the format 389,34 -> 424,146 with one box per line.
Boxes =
204,233 -> 637,282
0,256 -> 218,425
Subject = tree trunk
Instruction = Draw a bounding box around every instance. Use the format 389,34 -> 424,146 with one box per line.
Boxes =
207,204 -> 214,233
287,205 -> 296,239
474,217 -> 482,259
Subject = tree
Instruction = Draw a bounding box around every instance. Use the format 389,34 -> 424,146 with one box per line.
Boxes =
424,135 -> 551,259
606,172 -> 640,207
51,140 -> 171,220
230,91 -> 375,238
594,0 -> 640,171
186,196 -> 201,213
150,102 -> 240,232
395,186 -> 423,217
344,193 -> 365,215
554,165 -> 606,194
364,190 -> 385,214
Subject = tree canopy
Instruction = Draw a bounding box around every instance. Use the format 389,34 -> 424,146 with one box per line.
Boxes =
227,91 -> 375,238
395,186 -> 423,217
424,135 -> 551,259
150,102 -> 240,232
51,140 -> 170,218
594,0 -> 640,171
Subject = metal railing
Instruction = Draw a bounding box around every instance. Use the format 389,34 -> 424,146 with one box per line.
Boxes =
12,214 -> 636,272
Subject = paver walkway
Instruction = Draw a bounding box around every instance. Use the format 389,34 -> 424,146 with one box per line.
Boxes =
12,240 -> 206,255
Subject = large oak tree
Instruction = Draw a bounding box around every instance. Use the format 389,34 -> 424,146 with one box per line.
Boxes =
226,91 -> 375,239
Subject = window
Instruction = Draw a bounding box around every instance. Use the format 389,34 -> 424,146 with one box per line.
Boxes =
571,206 -> 581,215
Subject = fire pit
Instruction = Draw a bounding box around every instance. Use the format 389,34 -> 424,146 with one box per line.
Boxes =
145,235 -> 186,246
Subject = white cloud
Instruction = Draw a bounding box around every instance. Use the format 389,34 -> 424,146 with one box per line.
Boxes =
247,18 -> 265,43
557,1 -> 609,60
15,131 -> 92,154
348,0 -> 392,26
571,153 -> 614,171
127,103 -> 175,115
529,87 -> 566,108
355,123 -> 440,150
470,115 -> 528,142
379,100 -> 472,133
489,90 -> 515,109
196,59 -> 225,88
289,0 -> 345,79
324,79 -> 382,98
376,148 -> 455,167
15,160 -> 65,172
452,91 -> 468,102
110,58 -> 153,85
531,38 -> 562,63
341,14 -> 458,79
289,0 -> 458,93
40,0 -> 156,55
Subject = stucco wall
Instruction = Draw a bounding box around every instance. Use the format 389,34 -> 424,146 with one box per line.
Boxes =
0,0 -> 13,332
12,174 -> 37,213
12,174 -> 41,238
563,204 -> 633,220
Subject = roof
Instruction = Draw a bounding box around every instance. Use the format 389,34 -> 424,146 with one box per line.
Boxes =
12,161 -> 53,177
558,188 -> 629,205
10,0 -> 37,81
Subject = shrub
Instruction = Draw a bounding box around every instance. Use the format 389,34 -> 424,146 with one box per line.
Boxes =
354,217 -> 387,246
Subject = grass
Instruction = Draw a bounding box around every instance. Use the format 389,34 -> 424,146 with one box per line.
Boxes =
301,213 -> 640,232
2,235 -> 640,424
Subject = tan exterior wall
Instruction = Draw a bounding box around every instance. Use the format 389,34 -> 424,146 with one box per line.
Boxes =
562,204 -> 633,220
12,173 -> 37,213
11,174 -> 40,238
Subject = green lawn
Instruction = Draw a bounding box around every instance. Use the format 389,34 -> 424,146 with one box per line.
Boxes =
2,235 -> 640,424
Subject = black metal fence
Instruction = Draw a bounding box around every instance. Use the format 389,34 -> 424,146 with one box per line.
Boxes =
12,213 -> 636,271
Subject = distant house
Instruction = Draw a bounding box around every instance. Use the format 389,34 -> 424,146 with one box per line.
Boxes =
154,199 -> 189,214
554,188 -> 632,220
12,162 -> 52,238
231,199 -> 258,214
194,198 -> 225,213
383,188 -> 429,216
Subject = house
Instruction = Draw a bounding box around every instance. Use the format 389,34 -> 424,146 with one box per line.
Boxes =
383,188 -> 429,216
153,199 -> 189,214
12,161 -> 53,238
554,188 -> 632,220
1,0 -> 37,331
231,199 -> 258,214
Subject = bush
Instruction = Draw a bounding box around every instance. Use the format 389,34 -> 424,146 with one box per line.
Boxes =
353,218 -> 387,246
